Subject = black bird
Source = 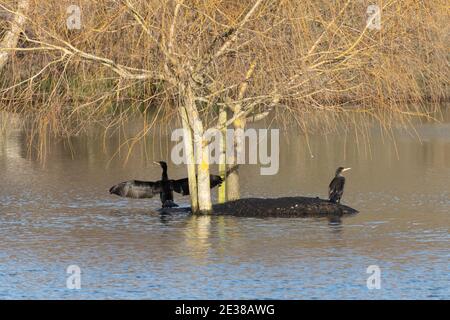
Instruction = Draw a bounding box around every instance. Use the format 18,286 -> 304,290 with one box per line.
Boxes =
170,174 -> 224,196
109,161 -> 224,207
328,167 -> 351,204
155,161 -> 178,208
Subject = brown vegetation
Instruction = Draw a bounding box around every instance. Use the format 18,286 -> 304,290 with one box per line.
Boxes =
0,0 -> 448,212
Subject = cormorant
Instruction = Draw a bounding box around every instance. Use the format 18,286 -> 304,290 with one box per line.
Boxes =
155,161 -> 178,208
109,161 -> 224,207
328,167 -> 351,204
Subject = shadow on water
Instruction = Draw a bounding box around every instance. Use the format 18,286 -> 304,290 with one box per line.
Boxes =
327,215 -> 343,227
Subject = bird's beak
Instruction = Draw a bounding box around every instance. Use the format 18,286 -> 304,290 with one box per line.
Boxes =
153,161 -> 160,166
343,167 -> 351,172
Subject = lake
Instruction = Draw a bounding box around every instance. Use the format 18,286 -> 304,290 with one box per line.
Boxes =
0,108 -> 449,299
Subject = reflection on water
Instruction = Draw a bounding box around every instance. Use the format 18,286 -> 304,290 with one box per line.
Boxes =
0,108 -> 449,299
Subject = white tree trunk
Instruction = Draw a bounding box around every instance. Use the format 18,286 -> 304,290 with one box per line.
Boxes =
0,0 -> 30,71
179,106 -> 198,213
183,85 -> 212,214
196,136 -> 212,213
226,61 -> 256,201
217,107 -> 227,203
226,117 -> 245,201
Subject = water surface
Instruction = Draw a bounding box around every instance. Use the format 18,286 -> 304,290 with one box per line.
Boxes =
0,110 -> 449,299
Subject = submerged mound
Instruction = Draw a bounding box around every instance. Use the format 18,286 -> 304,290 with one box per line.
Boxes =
212,197 -> 358,217
159,196 -> 358,217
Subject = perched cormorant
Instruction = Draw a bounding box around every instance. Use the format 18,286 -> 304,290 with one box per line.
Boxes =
155,161 -> 178,208
109,161 -> 224,207
328,167 -> 351,204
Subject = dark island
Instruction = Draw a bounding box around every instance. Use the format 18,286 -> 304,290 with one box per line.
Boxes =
159,196 -> 359,218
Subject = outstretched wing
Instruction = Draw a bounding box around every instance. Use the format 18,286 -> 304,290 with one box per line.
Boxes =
109,180 -> 163,199
328,177 -> 345,202
172,175 -> 224,196
171,178 -> 190,195
209,174 -> 224,189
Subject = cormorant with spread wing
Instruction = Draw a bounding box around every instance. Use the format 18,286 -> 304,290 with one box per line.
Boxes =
328,167 -> 351,204
155,161 -> 177,208
109,161 -> 224,207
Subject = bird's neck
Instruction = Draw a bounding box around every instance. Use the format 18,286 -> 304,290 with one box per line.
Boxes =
161,167 -> 169,180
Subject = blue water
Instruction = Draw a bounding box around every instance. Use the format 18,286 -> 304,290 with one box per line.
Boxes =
0,121 -> 449,299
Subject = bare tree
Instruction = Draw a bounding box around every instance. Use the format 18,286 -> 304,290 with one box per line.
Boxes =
0,0 -> 447,212
0,0 -> 30,71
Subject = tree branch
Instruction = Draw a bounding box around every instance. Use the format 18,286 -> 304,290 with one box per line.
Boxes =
0,0 -> 30,71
